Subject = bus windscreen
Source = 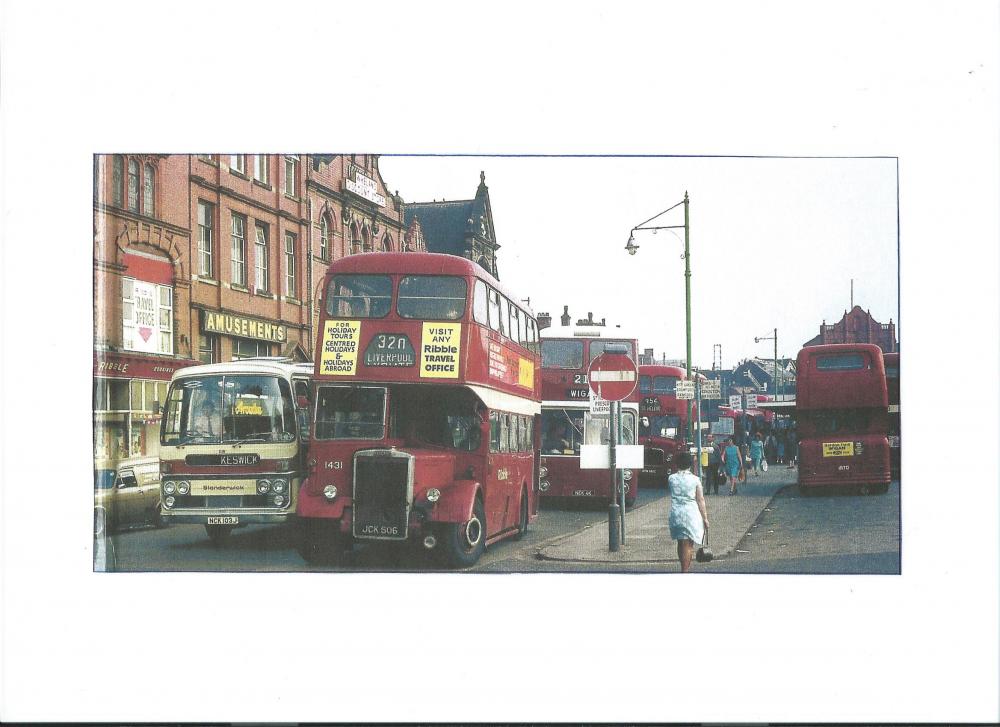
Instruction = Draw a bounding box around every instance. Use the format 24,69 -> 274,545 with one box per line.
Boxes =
396,275 -> 467,320
541,340 -> 584,369
326,274 -> 392,318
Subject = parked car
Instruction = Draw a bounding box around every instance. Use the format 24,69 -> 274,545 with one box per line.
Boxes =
94,456 -> 166,533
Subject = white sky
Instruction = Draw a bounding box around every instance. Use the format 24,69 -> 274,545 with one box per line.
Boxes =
381,155 -> 899,369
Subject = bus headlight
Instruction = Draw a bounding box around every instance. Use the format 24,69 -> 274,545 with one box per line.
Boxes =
623,469 -> 633,481
539,480 -> 550,492
257,479 -> 271,494
272,479 -> 287,494
163,482 -> 176,495
273,494 -> 285,507
164,496 -> 175,508
426,488 -> 441,503
539,466 -> 548,478
177,481 -> 190,495
323,485 -> 337,500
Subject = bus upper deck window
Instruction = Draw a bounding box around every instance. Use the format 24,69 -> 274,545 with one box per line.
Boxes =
326,274 -> 391,318
397,275 -> 467,320
541,340 -> 584,369
589,340 -> 635,363
815,353 -> 867,371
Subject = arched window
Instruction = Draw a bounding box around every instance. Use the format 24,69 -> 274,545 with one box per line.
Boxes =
143,164 -> 155,215
319,215 -> 330,260
361,226 -> 371,252
127,159 -> 139,211
381,234 -> 392,252
112,155 -> 124,207
350,224 -> 361,255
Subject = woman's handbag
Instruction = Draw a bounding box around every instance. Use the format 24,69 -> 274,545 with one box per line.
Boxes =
696,525 -> 713,562
761,458 -> 768,472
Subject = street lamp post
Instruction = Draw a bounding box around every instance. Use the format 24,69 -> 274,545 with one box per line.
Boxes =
625,192 -> 693,438
754,328 -> 778,400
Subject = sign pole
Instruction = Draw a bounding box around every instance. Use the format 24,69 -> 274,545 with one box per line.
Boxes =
616,400 -> 626,544
608,394 -> 621,552
695,370 -> 703,479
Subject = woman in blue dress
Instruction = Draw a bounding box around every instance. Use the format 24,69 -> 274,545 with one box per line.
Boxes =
724,437 -> 744,495
749,433 -> 765,477
668,452 -> 709,573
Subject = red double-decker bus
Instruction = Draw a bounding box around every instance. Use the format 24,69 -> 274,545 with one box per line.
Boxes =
796,343 -> 891,495
539,323 -> 639,506
884,352 -> 900,478
296,253 -> 542,568
633,365 -> 690,486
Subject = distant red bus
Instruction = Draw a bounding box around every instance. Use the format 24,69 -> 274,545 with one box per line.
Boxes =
539,323 -> 639,506
296,252 -> 542,567
632,365 -> 691,486
884,352 -> 900,478
796,344 -> 891,495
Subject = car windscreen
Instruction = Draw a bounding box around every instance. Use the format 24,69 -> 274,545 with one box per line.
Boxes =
326,274 -> 392,318
314,386 -> 386,440
161,375 -> 296,445
396,275 -> 467,320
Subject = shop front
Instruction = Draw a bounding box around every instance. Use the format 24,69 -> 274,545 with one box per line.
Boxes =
197,308 -> 307,362
93,351 -> 197,474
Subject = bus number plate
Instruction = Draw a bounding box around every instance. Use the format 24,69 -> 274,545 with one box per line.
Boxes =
568,388 -> 589,399
572,489 -> 594,497
207,516 -> 239,525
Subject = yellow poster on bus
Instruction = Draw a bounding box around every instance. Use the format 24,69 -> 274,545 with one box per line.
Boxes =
518,358 -> 535,388
320,320 -> 361,376
822,441 -> 855,457
420,323 -> 461,378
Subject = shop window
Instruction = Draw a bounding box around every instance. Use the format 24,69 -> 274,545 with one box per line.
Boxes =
143,164 -> 155,216
253,154 -> 269,184
254,223 -> 269,293
198,201 -> 214,277
284,231 -> 297,297
232,338 -> 272,360
284,155 -> 298,196
199,333 -> 218,364
231,213 -> 247,286
109,380 -> 130,411
319,215 -> 330,261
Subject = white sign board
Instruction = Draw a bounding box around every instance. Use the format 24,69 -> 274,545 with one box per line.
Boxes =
700,379 -> 721,399
589,391 -> 610,416
745,393 -> 758,409
346,163 -> 387,207
127,280 -> 161,354
729,395 -> 742,410
675,381 -> 695,400
579,444 -> 646,469
712,418 -> 735,435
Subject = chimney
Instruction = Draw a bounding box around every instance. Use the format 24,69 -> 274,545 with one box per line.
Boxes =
537,312 -> 552,330
601,318 -> 606,326
560,305 -> 571,327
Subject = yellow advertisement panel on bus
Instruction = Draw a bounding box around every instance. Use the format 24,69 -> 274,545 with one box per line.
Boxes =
822,441 -> 855,457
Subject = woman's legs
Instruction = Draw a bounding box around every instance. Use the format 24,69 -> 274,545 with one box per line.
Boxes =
678,539 -> 694,572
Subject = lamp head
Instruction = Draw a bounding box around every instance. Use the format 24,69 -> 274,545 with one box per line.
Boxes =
625,233 -> 639,256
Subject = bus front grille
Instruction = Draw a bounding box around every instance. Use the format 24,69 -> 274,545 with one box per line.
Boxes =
352,454 -> 411,540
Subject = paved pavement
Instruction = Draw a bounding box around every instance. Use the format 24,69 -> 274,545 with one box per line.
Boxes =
537,464 -> 797,563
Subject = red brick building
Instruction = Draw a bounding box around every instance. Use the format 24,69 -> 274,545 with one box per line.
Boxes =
93,153 -> 420,463
802,305 -> 898,353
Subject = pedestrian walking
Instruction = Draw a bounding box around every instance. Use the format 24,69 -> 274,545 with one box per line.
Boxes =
776,432 -> 786,465
765,431 -> 777,465
786,429 -> 798,468
667,451 -> 709,573
724,437 -> 744,495
750,432 -> 765,477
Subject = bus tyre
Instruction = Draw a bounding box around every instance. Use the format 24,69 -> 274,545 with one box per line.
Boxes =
441,497 -> 486,568
295,519 -> 344,566
515,489 -> 529,540
205,524 -> 234,547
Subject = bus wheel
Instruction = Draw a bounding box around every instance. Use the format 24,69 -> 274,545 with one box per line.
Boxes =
295,520 -> 345,566
515,489 -> 529,540
151,504 -> 168,528
441,498 -> 486,568
205,524 -> 234,547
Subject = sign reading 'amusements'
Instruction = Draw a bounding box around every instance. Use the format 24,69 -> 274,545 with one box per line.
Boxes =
202,310 -> 287,343
420,323 -> 461,378
320,320 -> 361,375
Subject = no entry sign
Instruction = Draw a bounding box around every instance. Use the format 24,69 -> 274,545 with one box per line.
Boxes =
588,351 -> 637,402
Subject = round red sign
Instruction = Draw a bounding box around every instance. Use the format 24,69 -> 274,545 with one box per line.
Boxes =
587,352 -> 638,402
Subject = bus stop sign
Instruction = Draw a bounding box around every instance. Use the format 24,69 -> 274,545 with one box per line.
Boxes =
587,350 -> 637,402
